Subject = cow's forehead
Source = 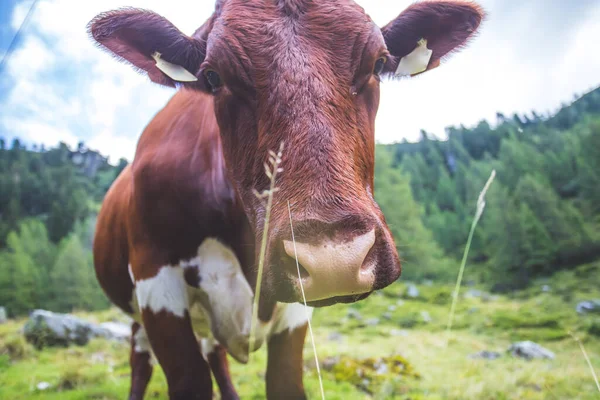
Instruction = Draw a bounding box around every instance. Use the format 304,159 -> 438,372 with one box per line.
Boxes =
206,0 -> 383,98
211,0 -> 379,62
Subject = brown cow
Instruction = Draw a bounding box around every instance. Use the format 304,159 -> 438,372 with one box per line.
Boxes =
89,1 -> 484,399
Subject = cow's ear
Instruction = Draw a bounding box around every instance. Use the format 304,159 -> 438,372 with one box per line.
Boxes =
89,8 -> 207,90
381,1 -> 485,78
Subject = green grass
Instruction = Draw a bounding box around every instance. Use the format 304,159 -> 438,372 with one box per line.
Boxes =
1,273 -> 599,399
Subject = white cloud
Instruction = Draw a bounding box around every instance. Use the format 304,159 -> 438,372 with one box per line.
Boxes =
2,0 -> 600,162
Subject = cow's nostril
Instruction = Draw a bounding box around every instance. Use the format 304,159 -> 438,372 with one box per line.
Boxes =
281,254 -> 310,279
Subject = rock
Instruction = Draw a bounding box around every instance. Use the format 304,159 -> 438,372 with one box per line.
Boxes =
396,300 -> 405,307
322,356 -> 340,371
365,318 -> 380,326
423,280 -> 433,287
420,311 -> 432,323
542,285 -> 551,293
0,306 -> 6,324
36,382 -> 51,391
508,341 -> 555,360
387,305 -> 397,312
382,312 -> 392,320
97,322 -> 131,341
405,284 -> 420,299
468,351 -> 501,360
465,289 -> 483,298
328,332 -> 344,342
390,329 -> 409,337
23,310 -> 130,349
347,308 -> 363,320
576,300 -> 600,315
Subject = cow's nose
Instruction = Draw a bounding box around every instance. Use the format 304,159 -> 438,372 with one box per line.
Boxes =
282,229 -> 376,301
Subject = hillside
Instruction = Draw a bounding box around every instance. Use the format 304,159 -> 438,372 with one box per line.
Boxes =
1,87 -> 600,317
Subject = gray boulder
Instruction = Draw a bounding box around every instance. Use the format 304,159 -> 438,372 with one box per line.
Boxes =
0,306 -> 6,324
508,341 -> 555,360
23,310 -> 130,349
576,300 -> 600,315
97,322 -> 131,341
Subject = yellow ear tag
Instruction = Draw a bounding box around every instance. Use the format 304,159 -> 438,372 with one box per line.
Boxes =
152,52 -> 198,82
394,38 -> 433,77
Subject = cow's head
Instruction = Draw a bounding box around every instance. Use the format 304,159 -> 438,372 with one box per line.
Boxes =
89,0 -> 484,313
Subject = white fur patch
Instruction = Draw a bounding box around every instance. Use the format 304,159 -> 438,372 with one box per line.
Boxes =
271,303 -> 314,336
133,325 -> 151,354
200,337 -> 217,362
127,238 -> 314,364
135,266 -> 189,318
182,238 -> 254,363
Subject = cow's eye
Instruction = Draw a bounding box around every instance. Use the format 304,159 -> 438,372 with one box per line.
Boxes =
374,57 -> 386,75
204,70 -> 222,91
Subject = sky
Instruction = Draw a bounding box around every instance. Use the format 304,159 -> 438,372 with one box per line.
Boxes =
1,0 -> 600,164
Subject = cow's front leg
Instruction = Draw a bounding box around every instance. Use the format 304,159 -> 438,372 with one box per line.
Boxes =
132,260 -> 212,400
201,339 -> 240,400
129,322 -> 153,400
266,323 -> 309,400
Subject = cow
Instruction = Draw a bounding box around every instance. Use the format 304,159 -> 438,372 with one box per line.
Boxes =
89,1 -> 485,399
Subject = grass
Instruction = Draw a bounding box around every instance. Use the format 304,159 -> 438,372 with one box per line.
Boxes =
1,271 -> 600,399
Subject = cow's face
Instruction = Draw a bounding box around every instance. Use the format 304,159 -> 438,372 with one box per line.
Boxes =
90,0 -> 484,312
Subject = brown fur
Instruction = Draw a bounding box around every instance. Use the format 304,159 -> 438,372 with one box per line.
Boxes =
90,1 -> 485,398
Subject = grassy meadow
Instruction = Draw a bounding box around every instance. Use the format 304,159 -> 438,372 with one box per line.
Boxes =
1,263 -> 599,400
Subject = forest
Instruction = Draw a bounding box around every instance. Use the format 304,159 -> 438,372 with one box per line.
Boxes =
0,86 -> 599,317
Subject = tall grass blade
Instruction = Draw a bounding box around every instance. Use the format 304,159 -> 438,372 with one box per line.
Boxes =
249,142 -> 284,355
287,200 -> 326,400
446,170 -> 496,342
570,332 -> 600,393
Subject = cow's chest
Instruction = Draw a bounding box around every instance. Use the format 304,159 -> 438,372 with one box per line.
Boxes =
129,238 -> 312,362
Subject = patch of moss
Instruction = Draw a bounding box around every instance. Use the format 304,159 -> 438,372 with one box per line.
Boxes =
330,355 -> 420,394
0,334 -> 32,361
585,319 -> 600,337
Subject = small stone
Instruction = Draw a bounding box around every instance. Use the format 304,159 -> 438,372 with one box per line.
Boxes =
328,332 -> 344,342
542,285 -> 551,293
0,307 -> 6,324
508,341 -> 555,360
396,300 -> 405,306
465,289 -> 483,298
36,382 -> 51,391
375,362 -> 388,375
387,305 -> 397,312
468,350 -> 501,360
347,309 -> 363,320
423,280 -> 433,287
405,284 -> 420,299
420,311 -> 432,323
382,312 -> 392,320
390,329 -> 409,337
576,300 -> 600,315
322,356 -> 340,371
366,318 -> 380,326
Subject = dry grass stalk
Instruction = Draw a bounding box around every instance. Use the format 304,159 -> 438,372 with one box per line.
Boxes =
569,331 -> 600,393
287,200 -> 326,400
249,142 -> 284,355
446,170 -> 496,343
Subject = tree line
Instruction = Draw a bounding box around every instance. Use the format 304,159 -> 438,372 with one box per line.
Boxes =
375,86 -> 600,290
1,86 -> 599,316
